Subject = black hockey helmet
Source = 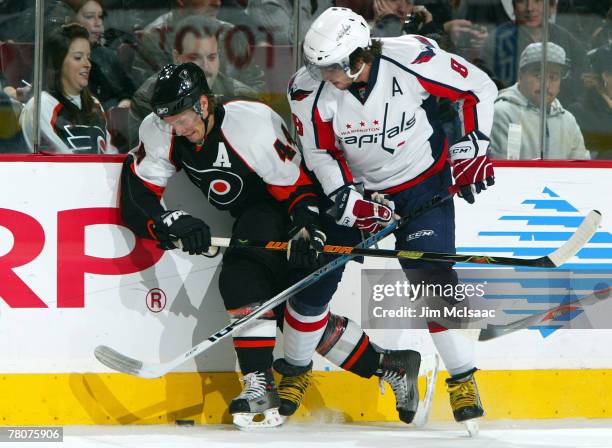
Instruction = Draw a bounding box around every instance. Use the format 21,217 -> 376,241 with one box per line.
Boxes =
151,62 -> 211,118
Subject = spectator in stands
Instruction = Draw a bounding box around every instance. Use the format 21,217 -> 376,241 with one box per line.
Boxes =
555,0 -> 611,48
19,23 -> 116,154
72,0 -> 135,109
371,0 -> 439,38
132,0 -> 265,92
128,15 -> 257,147
1,71 -> 31,103
590,5 -> 612,49
0,73 -> 26,152
246,0 -> 332,45
490,42 -> 588,159
0,0 -> 75,42
482,0 -> 586,103
568,45 -> 612,159
369,1 -> 488,63
451,0 -> 512,27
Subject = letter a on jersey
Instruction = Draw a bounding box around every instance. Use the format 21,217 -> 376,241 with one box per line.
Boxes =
213,142 -> 232,168
392,77 -> 403,97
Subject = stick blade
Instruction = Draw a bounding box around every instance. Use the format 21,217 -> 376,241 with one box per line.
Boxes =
94,345 -> 160,378
546,210 -> 601,267
478,326 -> 513,341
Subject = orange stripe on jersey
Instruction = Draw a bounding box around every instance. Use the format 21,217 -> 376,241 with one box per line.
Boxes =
341,334 -> 369,370
416,78 -> 479,134
130,161 -> 165,199
233,339 -> 276,348
266,164 -> 314,203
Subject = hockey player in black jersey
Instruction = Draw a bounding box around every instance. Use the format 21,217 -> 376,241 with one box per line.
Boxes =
120,62 -> 432,429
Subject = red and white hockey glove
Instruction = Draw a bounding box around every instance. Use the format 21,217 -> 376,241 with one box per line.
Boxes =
449,130 -> 495,204
330,186 -> 395,234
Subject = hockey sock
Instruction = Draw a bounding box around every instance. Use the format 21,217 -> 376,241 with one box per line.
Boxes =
229,306 -> 276,374
283,297 -> 329,367
428,323 -> 475,376
316,313 -> 380,378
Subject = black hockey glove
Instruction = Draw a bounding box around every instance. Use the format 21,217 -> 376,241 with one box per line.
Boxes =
152,210 -> 214,256
287,205 -> 326,270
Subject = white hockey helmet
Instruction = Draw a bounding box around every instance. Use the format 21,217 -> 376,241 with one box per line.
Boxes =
303,7 -> 371,81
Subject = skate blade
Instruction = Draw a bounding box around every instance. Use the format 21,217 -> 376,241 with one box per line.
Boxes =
233,408 -> 285,431
463,418 -> 479,437
412,354 -> 440,427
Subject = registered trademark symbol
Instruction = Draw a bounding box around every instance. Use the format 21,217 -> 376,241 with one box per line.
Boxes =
146,288 -> 166,313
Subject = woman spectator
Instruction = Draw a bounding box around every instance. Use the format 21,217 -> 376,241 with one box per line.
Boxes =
72,0 -> 135,109
569,45 -> 612,159
20,23 -> 116,154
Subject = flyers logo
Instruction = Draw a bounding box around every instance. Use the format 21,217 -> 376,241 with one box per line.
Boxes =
182,162 -> 245,208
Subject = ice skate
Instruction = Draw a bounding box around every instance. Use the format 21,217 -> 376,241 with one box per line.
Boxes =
377,350 -> 439,426
273,358 -> 313,417
446,367 -> 484,437
229,369 -> 283,430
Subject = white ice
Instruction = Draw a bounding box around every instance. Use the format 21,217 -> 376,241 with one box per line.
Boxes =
6,419 -> 612,448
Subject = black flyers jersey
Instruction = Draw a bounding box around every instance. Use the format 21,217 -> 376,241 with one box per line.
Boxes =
20,91 -> 116,154
121,99 -> 317,239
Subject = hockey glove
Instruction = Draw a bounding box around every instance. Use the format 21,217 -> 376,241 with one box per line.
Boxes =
287,205 -> 326,269
330,185 -> 395,234
152,210 -> 216,256
449,130 -> 495,204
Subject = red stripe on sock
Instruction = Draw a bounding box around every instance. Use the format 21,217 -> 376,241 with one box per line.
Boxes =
233,339 -> 276,348
284,308 -> 330,332
428,321 -> 448,333
341,335 -> 369,370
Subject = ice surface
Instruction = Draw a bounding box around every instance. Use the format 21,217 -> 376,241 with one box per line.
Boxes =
5,419 -> 612,448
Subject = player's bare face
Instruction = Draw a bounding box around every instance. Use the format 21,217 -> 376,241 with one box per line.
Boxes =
321,67 -> 353,90
61,38 -> 91,96
163,109 -> 206,143
519,63 -> 562,107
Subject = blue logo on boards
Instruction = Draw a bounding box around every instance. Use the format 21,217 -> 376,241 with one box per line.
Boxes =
457,187 -> 612,337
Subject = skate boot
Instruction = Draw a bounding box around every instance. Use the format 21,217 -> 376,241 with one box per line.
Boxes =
446,367 -> 484,436
273,358 -> 313,417
229,369 -> 283,430
376,349 -> 421,424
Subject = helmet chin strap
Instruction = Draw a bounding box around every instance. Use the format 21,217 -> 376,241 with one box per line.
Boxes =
347,61 -> 366,81
194,101 -> 211,145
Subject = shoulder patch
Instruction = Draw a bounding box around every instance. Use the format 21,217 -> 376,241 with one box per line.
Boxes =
410,36 -> 437,64
289,87 -> 313,101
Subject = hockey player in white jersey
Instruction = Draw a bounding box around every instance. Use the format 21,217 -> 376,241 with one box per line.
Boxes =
120,62 -> 426,429
285,7 -> 498,434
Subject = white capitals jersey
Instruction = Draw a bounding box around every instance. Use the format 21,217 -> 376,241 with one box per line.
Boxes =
288,35 -> 498,196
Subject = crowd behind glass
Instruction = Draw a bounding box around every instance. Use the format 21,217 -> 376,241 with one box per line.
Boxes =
0,0 -> 610,159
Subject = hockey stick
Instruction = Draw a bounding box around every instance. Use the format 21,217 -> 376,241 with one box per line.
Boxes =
210,210 -> 601,268
478,286 -> 612,341
94,192 -> 454,378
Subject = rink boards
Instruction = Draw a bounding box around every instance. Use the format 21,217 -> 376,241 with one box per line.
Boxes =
0,156 -> 611,424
